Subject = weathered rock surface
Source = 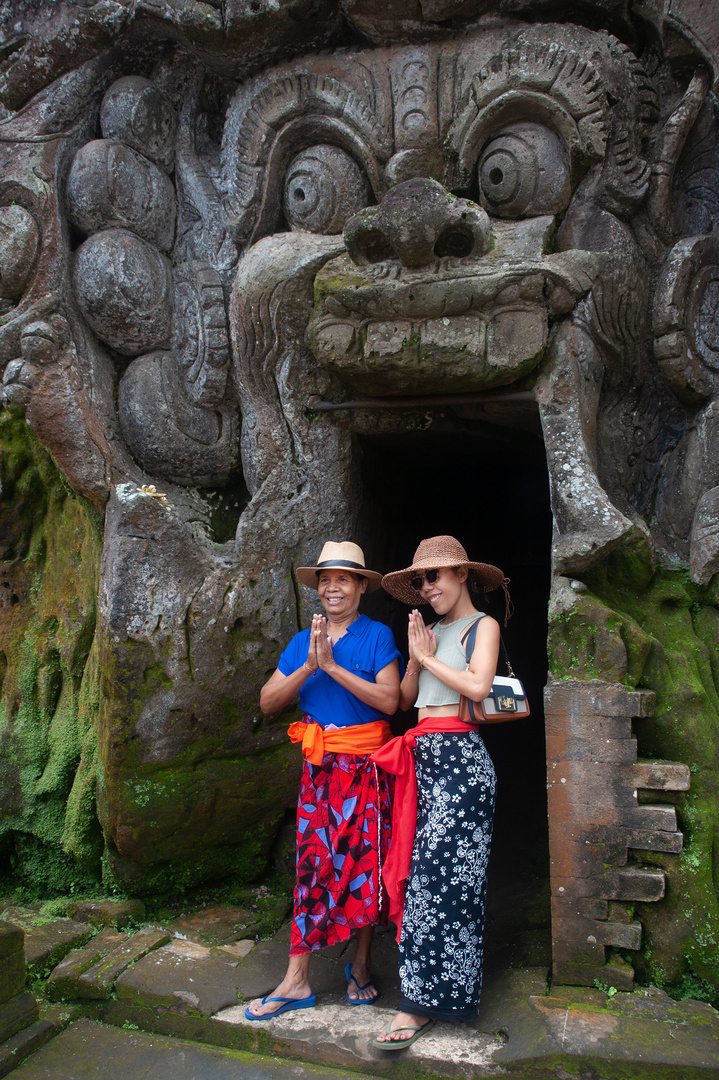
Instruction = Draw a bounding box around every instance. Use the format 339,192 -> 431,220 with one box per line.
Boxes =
1,0 -> 719,1004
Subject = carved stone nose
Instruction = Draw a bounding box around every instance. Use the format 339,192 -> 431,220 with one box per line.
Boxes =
343,177 -> 490,269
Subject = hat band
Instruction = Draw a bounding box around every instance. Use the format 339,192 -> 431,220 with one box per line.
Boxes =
316,559 -> 366,571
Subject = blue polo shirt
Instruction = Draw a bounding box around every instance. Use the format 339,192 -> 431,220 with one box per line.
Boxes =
277,613 -> 402,728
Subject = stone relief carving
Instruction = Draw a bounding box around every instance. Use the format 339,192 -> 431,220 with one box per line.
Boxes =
0,0 -> 718,993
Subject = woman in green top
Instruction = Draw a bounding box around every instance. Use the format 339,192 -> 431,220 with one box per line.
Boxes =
373,535 -> 508,1048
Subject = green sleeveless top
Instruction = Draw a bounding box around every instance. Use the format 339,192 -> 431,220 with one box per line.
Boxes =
415,612 -> 485,708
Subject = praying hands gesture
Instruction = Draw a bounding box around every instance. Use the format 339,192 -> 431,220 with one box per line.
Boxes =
311,613 -> 336,672
407,609 -> 437,667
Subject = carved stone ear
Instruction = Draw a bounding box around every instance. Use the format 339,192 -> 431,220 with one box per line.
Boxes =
118,351 -> 239,486
653,233 -> 719,404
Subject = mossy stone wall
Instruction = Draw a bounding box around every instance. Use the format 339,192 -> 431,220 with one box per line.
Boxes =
0,409 -> 103,892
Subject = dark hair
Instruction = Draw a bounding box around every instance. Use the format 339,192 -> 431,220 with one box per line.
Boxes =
315,569 -> 366,584
467,570 -> 487,606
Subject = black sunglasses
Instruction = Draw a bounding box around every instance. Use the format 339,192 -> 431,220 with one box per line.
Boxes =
410,568 -> 442,591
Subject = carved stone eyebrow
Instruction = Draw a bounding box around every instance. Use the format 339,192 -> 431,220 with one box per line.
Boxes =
222,63 -> 390,244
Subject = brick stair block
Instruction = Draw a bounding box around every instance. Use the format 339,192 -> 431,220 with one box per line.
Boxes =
563,821 -> 683,855
77,927 -> 172,1000
549,839 -> 629,879
584,867 -> 666,902
46,929 -> 130,1002
624,828 -> 683,854
0,992 -> 38,1045
600,955 -> 636,991
553,957 -> 635,992
544,680 -> 654,720
589,920 -> 642,950
624,804 -> 677,831
545,711 -> 634,741
546,735 -> 638,764
548,764 -> 643,812
633,760 -> 691,790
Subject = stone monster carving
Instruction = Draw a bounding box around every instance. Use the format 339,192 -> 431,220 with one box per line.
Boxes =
0,0 -> 718,992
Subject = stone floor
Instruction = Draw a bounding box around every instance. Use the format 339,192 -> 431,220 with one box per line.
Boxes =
3,901 -> 719,1079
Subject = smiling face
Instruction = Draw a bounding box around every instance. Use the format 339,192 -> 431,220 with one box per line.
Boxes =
417,566 -> 469,618
317,568 -> 367,622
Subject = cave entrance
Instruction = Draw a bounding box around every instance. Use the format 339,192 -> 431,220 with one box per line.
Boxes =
354,409 -> 553,972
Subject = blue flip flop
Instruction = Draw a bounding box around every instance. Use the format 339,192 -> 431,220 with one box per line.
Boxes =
244,993 -> 316,1021
345,961 -> 379,1005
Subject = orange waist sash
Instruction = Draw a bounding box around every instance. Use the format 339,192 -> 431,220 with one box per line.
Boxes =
288,717 -> 392,766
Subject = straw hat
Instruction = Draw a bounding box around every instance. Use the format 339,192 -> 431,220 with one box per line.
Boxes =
381,535 -> 508,606
296,541 -> 383,592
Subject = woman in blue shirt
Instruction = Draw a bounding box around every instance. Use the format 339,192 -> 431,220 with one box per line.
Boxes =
245,541 -> 401,1020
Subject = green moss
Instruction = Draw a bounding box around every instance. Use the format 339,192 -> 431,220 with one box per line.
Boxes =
554,531 -> 719,1001
0,409 -> 104,894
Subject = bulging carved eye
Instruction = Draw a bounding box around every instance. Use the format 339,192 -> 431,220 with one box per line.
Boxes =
284,145 -> 370,234
478,122 -> 571,219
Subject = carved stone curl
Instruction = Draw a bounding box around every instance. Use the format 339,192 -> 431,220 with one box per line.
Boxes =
73,229 -> 173,356
100,76 -> 177,173
67,140 -> 177,251
0,206 -> 40,300
653,234 -> 719,403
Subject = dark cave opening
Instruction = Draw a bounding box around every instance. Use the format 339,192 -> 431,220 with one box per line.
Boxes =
354,413 -> 553,970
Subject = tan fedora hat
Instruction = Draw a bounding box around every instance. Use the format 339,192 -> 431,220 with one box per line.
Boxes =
381,535 -> 508,607
296,541 -> 383,592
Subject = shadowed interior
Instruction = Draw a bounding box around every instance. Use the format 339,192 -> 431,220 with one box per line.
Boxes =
355,415 -> 553,967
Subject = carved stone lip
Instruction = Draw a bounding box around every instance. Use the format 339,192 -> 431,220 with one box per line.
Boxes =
311,249 -> 601,323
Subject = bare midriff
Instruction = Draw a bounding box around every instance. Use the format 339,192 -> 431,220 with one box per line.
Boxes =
417,704 -> 463,720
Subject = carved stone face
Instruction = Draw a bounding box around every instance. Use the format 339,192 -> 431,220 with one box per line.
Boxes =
226,25 -> 656,573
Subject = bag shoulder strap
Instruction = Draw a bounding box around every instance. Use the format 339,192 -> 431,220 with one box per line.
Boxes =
461,616 -> 515,678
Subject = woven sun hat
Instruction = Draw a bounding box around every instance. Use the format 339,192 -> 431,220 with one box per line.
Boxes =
295,541 -> 383,592
381,535 -> 508,606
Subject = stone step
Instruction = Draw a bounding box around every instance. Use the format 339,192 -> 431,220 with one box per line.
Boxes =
215,1002 -> 504,1075
34,917 -> 719,1078
67,899 -> 146,930
7,1018 -> 380,1080
1,908 -> 94,978
0,1018 -> 56,1080
0,993 -> 38,1045
0,1002 -> 72,1080
46,928 -> 130,1002
77,927 -> 172,1000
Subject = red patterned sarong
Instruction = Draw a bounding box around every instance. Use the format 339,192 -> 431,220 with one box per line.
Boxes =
290,751 -> 392,955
